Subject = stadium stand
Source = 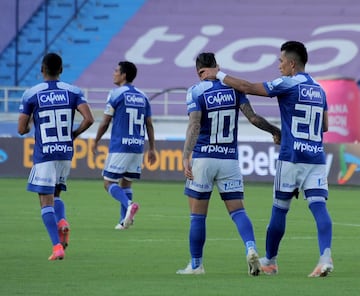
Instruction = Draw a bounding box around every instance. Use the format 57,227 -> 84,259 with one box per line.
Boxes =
0,0 -> 359,128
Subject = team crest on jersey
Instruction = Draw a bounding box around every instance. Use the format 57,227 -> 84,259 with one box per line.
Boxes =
298,84 -> 323,104
204,89 -> 236,110
37,90 -> 69,107
125,93 -> 145,107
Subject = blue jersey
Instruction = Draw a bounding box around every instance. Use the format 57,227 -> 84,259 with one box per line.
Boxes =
263,73 -> 328,164
104,84 -> 152,153
19,81 -> 88,164
186,80 -> 249,159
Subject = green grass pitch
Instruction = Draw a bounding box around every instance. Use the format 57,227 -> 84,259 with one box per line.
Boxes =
0,178 -> 359,296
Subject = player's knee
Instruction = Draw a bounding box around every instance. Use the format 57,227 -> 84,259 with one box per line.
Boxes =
273,197 -> 291,210
306,196 -> 326,206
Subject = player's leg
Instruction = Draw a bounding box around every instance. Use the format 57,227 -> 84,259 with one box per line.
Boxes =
118,179 -> 133,228
177,158 -> 212,275
307,198 -> 333,277
224,199 -> 261,276
39,193 -> 65,260
261,160 -> 295,274
54,161 -> 71,249
304,164 -> 333,277
217,159 -> 260,276
54,185 -> 70,250
27,162 -> 64,260
176,197 -> 208,275
118,178 -> 138,229
103,153 -> 142,229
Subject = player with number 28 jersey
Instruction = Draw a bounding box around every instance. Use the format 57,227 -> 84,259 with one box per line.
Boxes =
18,53 -> 94,261
20,81 -> 89,164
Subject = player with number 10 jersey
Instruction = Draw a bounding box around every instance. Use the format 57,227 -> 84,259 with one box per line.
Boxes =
186,80 -> 248,160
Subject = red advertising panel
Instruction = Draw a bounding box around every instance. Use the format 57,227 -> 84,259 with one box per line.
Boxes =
319,79 -> 360,143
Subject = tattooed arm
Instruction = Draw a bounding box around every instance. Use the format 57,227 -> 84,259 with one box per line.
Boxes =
240,102 -> 281,144
183,111 -> 202,180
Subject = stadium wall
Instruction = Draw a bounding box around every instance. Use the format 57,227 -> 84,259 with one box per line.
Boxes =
0,138 -> 359,186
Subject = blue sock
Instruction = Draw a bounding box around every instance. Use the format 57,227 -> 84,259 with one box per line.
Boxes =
108,184 -> 130,210
266,206 -> 288,259
41,206 -> 60,246
189,213 -> 206,268
120,188 -> 133,223
54,197 -> 66,223
230,208 -> 256,253
309,201 -> 332,255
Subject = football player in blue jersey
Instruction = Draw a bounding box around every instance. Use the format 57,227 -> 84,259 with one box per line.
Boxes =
202,41 -> 333,277
18,53 -> 94,260
92,61 -> 156,230
176,52 -> 280,276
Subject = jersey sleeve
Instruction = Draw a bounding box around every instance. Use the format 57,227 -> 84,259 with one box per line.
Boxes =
235,90 -> 250,105
186,85 -> 201,114
19,89 -> 34,115
104,91 -> 115,116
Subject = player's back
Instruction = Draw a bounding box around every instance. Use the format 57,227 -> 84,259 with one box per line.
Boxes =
187,79 -> 249,160
20,80 -> 87,163
266,73 -> 327,164
107,84 -> 151,154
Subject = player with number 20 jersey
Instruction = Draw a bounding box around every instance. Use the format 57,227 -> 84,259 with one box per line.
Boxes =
264,73 -> 327,164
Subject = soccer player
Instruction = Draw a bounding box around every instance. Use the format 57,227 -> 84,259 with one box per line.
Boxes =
176,52 -> 281,276
202,41 -> 333,277
92,61 -> 156,230
18,53 -> 94,260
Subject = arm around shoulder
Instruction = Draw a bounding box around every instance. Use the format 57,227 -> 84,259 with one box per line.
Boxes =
217,71 -> 268,96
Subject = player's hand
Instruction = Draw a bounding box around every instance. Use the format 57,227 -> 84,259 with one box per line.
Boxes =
183,158 -> 194,180
273,129 -> 281,145
198,65 -> 219,80
147,149 -> 157,166
91,141 -> 98,155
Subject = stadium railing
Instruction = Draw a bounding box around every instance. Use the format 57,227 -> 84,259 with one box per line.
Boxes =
0,85 -> 280,121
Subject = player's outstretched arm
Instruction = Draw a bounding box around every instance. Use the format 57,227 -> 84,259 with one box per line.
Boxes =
200,67 -> 268,97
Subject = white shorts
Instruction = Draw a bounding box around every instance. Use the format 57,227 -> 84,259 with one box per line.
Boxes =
27,160 -> 71,194
274,160 -> 328,200
103,152 -> 143,182
184,158 -> 244,200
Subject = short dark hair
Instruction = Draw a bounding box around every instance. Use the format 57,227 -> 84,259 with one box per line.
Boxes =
196,52 -> 217,71
42,53 -> 62,76
119,61 -> 137,83
281,41 -> 308,66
